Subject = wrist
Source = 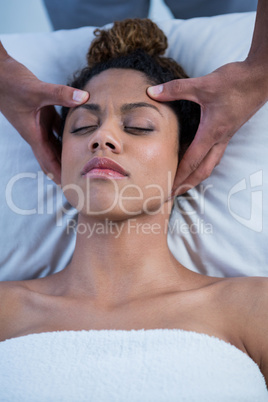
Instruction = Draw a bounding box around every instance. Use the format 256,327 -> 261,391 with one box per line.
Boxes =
0,43 -> 16,92
242,58 -> 268,101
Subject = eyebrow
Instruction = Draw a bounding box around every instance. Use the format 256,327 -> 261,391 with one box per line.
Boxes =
68,102 -> 163,117
120,102 -> 163,116
68,103 -> 100,117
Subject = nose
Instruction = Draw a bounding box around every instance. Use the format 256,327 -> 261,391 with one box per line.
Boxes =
87,121 -> 122,154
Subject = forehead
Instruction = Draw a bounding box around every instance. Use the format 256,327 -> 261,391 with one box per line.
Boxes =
79,69 -> 177,123
84,68 -> 150,101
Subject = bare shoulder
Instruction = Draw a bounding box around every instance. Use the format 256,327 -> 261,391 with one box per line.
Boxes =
213,276 -> 268,323
0,280 -> 30,312
215,275 -> 268,298
214,276 -> 268,385
0,281 -> 36,342
238,276 -> 268,387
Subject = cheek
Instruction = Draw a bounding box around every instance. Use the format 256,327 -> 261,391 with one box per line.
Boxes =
138,138 -> 178,181
129,139 -> 178,212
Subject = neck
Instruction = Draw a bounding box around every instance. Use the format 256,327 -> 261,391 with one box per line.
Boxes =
61,204 -> 188,307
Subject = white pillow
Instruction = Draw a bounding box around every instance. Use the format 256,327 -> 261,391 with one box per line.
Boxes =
0,12 -> 267,280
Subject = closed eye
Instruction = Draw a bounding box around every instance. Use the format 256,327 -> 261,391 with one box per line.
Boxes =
71,126 -> 98,135
125,127 -> 154,135
70,126 -> 154,135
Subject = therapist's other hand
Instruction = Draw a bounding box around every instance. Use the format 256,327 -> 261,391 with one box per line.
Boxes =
147,61 -> 268,195
0,42 -> 89,184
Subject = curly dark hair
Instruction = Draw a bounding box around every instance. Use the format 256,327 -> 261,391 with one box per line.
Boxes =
61,19 -> 200,159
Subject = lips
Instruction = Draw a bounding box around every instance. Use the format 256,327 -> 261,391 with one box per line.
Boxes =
81,157 -> 129,178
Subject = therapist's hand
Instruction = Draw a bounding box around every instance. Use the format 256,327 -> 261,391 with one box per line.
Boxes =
0,42 -> 89,184
147,60 -> 268,195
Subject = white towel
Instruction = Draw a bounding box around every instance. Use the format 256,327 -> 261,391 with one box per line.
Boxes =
0,329 -> 267,401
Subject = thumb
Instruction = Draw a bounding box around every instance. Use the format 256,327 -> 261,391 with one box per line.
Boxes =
39,82 -> 89,108
147,77 -> 199,103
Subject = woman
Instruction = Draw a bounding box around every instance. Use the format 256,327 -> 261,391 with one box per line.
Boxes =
0,19 -> 267,401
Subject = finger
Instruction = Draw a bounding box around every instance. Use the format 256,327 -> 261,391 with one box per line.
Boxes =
52,111 -> 62,136
173,127 -> 213,188
39,82 -> 89,108
38,104 -> 62,138
32,141 -> 61,185
147,77 -> 200,103
174,143 -> 228,196
38,156 -> 61,185
49,129 -> 62,165
33,108 -> 62,182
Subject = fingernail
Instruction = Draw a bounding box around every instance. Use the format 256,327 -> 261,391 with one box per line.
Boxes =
47,173 -> 54,181
147,84 -> 163,96
73,90 -> 88,103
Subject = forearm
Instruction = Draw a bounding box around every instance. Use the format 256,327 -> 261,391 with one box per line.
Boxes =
0,42 -> 14,99
248,0 -> 268,62
0,42 -> 18,88
245,0 -> 268,96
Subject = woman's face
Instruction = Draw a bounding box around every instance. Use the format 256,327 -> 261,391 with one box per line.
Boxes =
61,68 -> 179,220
